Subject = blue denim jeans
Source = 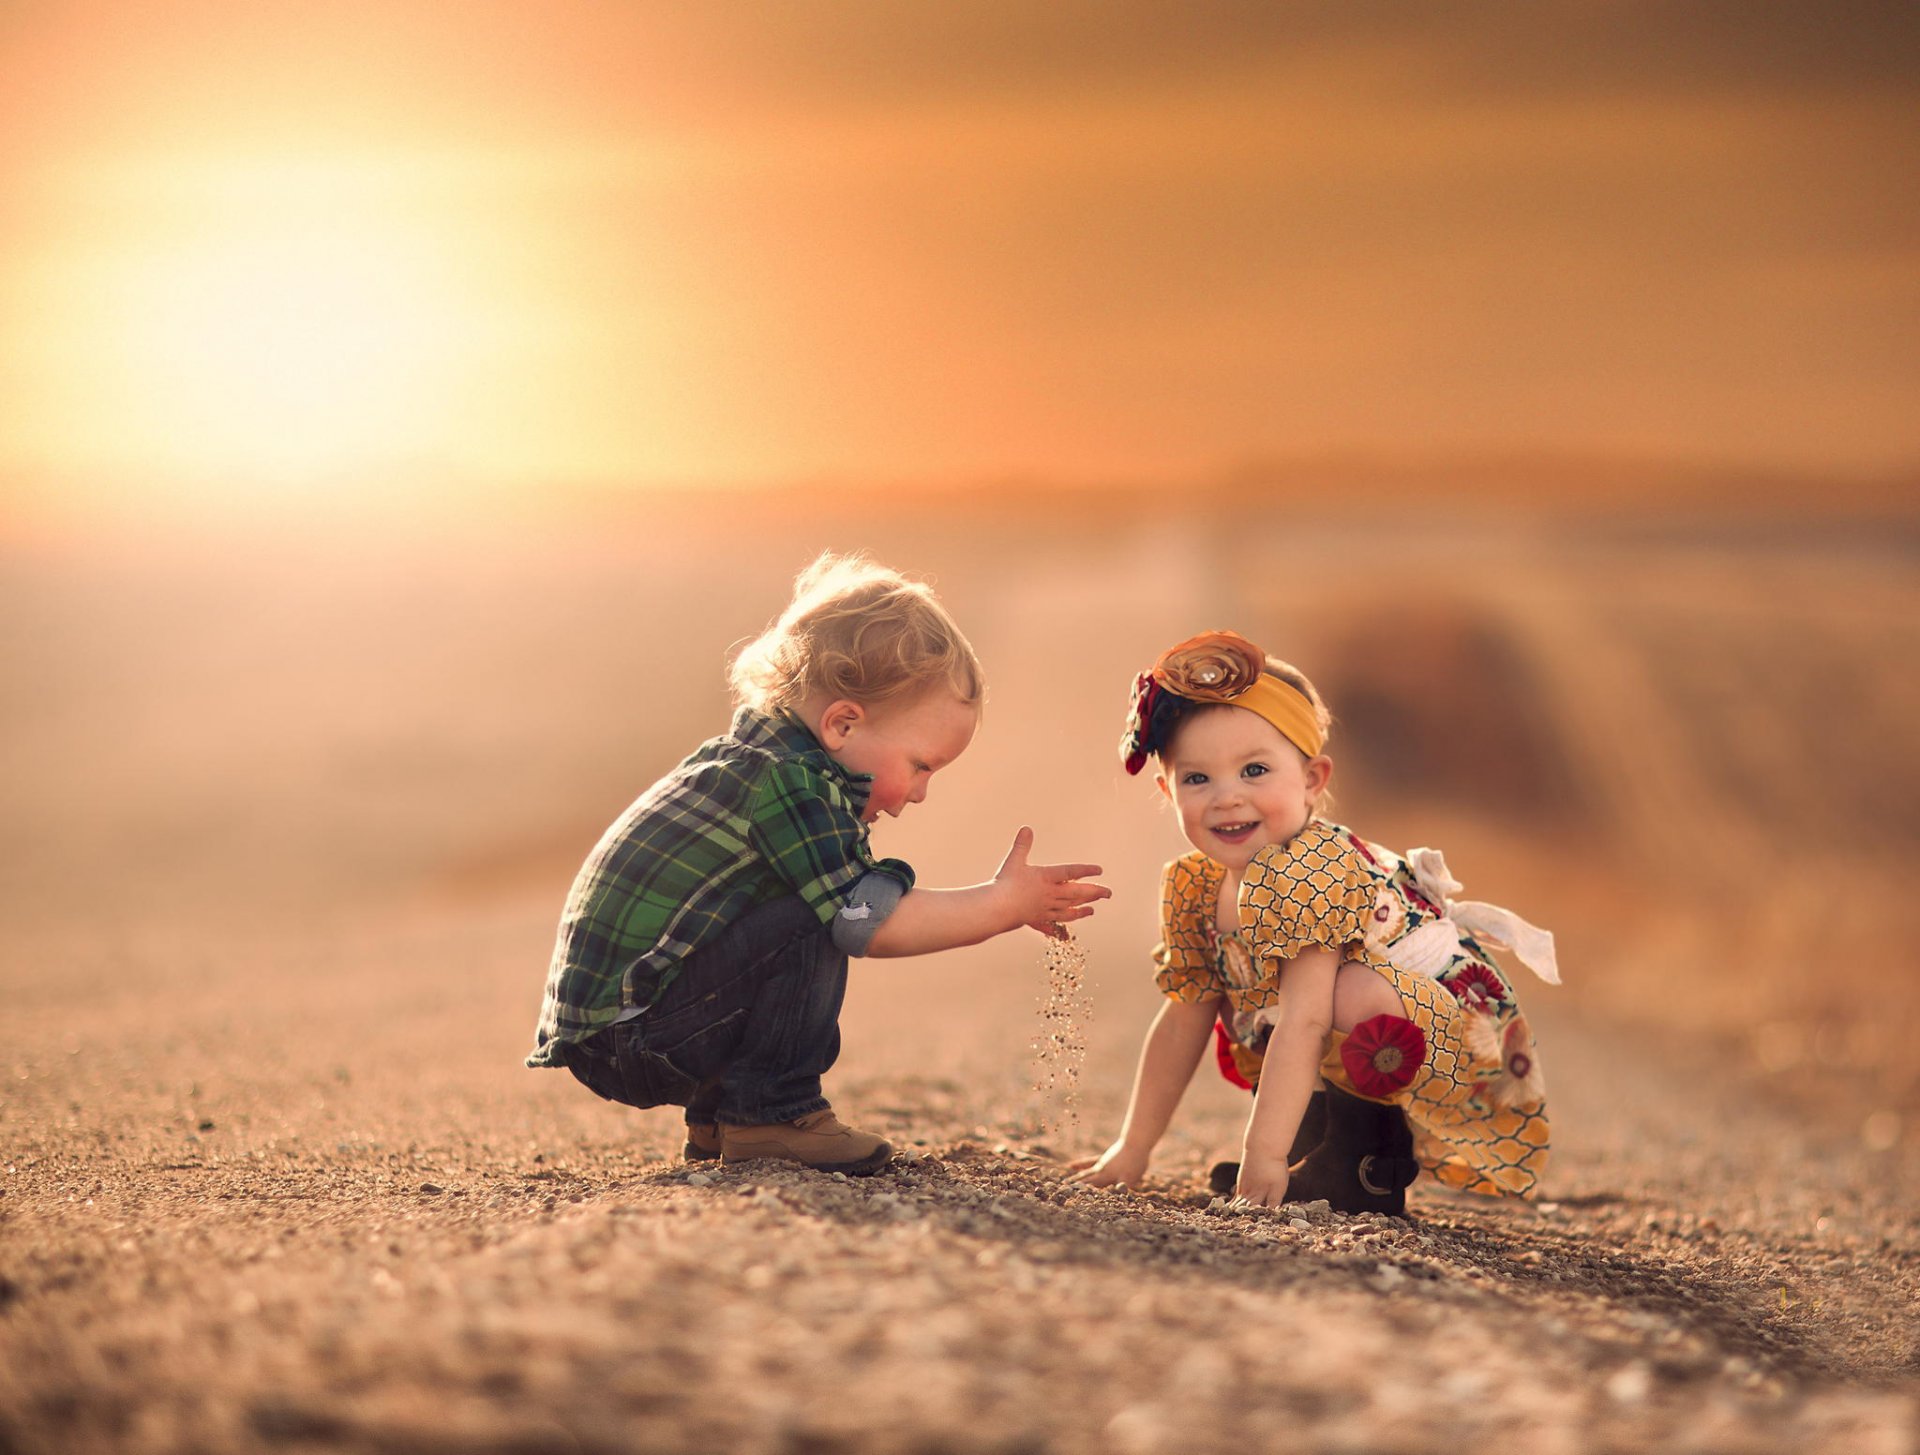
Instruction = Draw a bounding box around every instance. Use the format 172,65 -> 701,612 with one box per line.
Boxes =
560,895 -> 846,1127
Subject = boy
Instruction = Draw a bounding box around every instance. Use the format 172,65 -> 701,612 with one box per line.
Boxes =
526,553 -> 1108,1174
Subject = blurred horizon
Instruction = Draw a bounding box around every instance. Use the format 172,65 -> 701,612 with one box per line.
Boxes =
5,440 -> 1916,538
4,1 -> 1918,513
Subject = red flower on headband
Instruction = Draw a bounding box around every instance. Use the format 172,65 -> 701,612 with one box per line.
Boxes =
1122,630 -> 1273,773
1119,670 -> 1163,775
1341,1013 -> 1427,1099
1152,630 -> 1265,702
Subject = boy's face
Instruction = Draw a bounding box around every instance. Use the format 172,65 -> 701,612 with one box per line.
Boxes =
1156,706 -> 1331,872
818,689 -> 979,823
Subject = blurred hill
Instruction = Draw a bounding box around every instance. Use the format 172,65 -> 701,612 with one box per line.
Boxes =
2,468 -> 1914,1137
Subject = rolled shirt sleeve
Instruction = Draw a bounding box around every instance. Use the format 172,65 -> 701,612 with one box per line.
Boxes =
830,870 -> 908,956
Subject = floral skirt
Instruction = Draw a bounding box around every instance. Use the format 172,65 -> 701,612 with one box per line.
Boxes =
1221,952 -> 1550,1199
1324,956 -> 1550,1198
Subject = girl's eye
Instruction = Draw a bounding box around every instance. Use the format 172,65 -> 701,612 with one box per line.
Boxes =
1182,772 -> 1208,787
1242,762 -> 1268,779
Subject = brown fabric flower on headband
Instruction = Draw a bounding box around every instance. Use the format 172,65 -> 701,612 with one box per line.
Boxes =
1151,630 -> 1265,702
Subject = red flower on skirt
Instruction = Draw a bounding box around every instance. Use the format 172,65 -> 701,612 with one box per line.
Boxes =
1446,961 -> 1508,1013
1502,1016 -> 1546,1102
1341,1014 -> 1427,1099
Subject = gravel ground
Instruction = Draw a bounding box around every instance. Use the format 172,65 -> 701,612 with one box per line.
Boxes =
3,900 -> 1915,1455
4,516 -> 1914,1453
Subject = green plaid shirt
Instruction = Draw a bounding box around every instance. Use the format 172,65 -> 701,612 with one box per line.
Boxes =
525,708 -> 915,1067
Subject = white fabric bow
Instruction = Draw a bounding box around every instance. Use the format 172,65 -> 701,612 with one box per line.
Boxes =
1403,846 -> 1561,986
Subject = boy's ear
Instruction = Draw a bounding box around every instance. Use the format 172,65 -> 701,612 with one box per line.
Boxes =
817,698 -> 867,748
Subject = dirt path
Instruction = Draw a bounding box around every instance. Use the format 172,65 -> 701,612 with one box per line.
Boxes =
3,513 -> 1914,1452
3,900 -> 1915,1455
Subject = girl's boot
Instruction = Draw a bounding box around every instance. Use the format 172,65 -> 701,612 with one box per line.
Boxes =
1284,1082 -> 1420,1215
1207,1089 -> 1328,1196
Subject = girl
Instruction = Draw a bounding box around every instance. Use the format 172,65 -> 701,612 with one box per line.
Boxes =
1071,630 -> 1557,1214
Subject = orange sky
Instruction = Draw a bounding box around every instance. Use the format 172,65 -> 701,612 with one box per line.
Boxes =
2,1 -> 1915,497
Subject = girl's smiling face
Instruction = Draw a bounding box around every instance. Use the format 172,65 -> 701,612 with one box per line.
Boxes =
1156,705 -> 1332,871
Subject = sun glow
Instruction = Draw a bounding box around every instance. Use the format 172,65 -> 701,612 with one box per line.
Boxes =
111,220 -> 464,481
0,147 -> 567,494
4,0 -> 1913,510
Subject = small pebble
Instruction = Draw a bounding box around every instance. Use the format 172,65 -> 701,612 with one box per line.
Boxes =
1605,1364 -> 1653,1404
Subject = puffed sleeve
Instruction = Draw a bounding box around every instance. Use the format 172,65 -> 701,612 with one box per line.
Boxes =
1239,821 -> 1377,963
1151,855 -> 1224,1002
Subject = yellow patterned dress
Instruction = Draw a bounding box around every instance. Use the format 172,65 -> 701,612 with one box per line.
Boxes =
1154,821 -> 1551,1199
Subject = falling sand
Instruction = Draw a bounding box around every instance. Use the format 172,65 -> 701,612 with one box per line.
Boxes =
1031,931 -> 1094,1134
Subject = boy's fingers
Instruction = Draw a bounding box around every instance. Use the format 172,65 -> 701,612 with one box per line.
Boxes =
1038,863 -> 1104,880
1044,880 -> 1110,900
993,828 -> 1036,880
1055,885 -> 1110,906
1036,907 -> 1093,927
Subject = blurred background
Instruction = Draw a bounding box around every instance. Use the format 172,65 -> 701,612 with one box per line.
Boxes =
3,2 -> 1916,1159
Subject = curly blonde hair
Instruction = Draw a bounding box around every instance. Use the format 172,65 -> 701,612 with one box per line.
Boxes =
729,553 -> 984,713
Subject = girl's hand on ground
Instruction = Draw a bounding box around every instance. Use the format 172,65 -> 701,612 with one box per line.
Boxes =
1066,1140 -> 1149,1189
994,827 -> 1110,936
1233,1154 -> 1290,1208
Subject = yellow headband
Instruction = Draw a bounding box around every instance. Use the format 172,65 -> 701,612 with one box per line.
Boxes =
1227,673 -> 1327,760
1127,629 -> 1327,772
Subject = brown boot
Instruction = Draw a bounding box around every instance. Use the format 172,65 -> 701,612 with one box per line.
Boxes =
682,1123 -> 722,1162
1208,1089 -> 1328,1197
720,1110 -> 893,1175
1285,1083 -> 1420,1216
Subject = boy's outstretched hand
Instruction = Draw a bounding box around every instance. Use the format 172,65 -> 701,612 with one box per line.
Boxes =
861,829 -> 1108,958
995,826 -> 1109,938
